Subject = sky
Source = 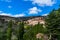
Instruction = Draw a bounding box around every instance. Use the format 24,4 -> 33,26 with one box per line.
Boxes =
0,0 -> 60,17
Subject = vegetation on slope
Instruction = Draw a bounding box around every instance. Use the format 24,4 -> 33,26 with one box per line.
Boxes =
0,8 -> 60,40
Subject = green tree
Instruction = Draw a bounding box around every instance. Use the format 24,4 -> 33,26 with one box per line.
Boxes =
45,8 -> 60,40
6,20 -> 13,40
23,23 -> 47,40
17,22 -> 24,40
0,25 -> 6,40
0,29 -> 3,40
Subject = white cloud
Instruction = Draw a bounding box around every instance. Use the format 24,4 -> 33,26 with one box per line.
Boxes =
14,14 -> 25,17
0,13 -> 12,16
24,0 -> 28,1
0,11 -> 3,13
24,0 -> 56,6
28,7 -> 42,14
8,6 -> 12,8
42,13 -> 48,16
0,11 -> 12,16
0,11 -> 25,17
0,0 -> 12,2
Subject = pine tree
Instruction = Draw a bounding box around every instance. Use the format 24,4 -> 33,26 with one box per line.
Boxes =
6,20 -> 13,40
17,22 -> 24,40
45,8 -> 60,40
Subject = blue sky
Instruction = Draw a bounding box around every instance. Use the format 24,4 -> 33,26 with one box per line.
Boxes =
0,0 -> 60,17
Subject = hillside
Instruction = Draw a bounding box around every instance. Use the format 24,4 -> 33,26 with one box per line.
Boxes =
0,15 -> 45,25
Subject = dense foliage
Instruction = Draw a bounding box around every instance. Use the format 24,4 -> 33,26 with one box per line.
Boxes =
6,20 -> 13,40
17,22 -> 24,40
45,8 -> 60,40
23,23 -> 47,40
